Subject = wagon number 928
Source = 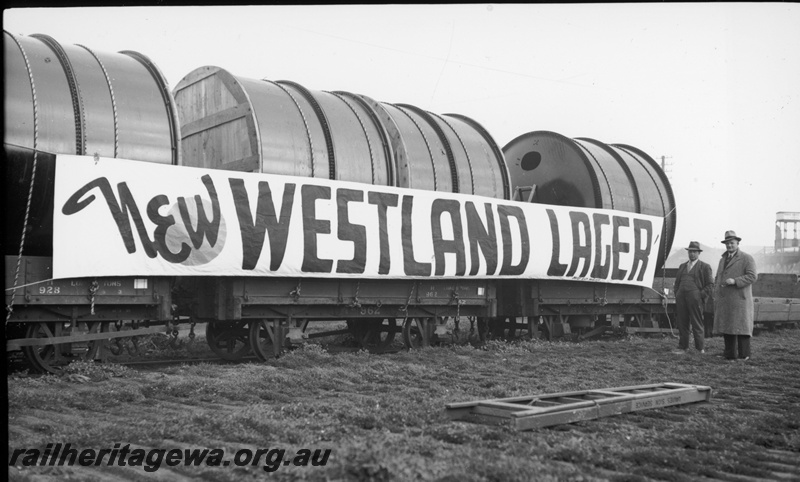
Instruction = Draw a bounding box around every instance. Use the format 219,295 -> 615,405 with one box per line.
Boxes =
38,286 -> 61,295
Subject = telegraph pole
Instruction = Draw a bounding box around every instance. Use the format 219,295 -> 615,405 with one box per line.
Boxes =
659,155 -> 673,179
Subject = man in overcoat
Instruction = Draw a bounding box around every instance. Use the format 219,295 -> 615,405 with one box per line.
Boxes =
713,230 -> 758,360
673,241 -> 714,353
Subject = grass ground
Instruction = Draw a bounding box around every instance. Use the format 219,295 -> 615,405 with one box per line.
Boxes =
7,328 -> 800,481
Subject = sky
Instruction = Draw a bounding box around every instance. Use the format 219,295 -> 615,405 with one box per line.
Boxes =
4,4 -> 800,252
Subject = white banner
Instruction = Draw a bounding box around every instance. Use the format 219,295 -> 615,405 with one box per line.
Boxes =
53,155 -> 664,287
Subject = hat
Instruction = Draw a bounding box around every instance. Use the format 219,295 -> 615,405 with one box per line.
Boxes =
721,230 -> 742,243
685,241 -> 702,252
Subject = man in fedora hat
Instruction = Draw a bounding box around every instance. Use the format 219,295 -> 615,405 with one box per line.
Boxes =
673,241 -> 714,354
714,230 -> 758,361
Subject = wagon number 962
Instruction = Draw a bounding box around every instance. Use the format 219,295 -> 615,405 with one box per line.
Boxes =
359,306 -> 382,315
38,286 -> 61,295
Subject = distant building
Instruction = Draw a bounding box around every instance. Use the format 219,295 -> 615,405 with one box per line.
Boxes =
664,212 -> 800,275
761,212 -> 800,274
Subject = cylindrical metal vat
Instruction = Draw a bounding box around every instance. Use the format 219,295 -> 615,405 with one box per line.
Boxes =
4,31 -> 180,164
4,31 -> 180,257
503,130 -> 676,266
573,137 -> 639,213
174,67 -> 391,185
609,143 -> 677,263
378,102 -> 453,192
173,67 -> 509,199
443,113 -> 510,200
504,131 -> 607,207
331,91 -> 396,187
361,103 -> 509,198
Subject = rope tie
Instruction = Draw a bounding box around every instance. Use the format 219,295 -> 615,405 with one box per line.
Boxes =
349,281 -> 362,308
78,44 -> 119,157
89,280 -> 99,315
289,280 -> 302,301
399,283 -> 416,326
6,35 -> 39,324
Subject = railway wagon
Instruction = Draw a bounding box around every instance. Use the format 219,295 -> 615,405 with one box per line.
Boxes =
492,131 -> 677,340
170,66 -> 676,354
752,273 -> 800,330
4,31 -> 179,373
169,65 -> 513,359
6,31 -> 677,373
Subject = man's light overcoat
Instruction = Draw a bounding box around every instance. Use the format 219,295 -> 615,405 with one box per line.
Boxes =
713,250 -> 757,335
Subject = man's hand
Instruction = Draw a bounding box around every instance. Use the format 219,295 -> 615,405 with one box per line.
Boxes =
725,278 -> 736,286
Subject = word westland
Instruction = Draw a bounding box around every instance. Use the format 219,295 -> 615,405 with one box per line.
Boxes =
56,157 -> 660,283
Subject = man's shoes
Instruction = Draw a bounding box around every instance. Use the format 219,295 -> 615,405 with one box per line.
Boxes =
740,356 -> 750,361
699,350 -> 706,354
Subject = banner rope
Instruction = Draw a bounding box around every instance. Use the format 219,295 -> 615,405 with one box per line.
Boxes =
6,35 -> 39,324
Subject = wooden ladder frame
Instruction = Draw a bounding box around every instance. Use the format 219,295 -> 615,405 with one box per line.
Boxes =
445,382 -> 712,431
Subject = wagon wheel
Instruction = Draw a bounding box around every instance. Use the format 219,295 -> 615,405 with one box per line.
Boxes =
540,315 -> 556,341
348,319 -> 397,349
205,321 -> 251,361
503,317 -> 519,340
361,318 -> 400,349
489,317 -> 517,341
22,321 -> 103,374
476,317 -> 490,343
346,319 -> 370,347
100,321 -> 143,358
524,317 -> 541,341
489,317 -> 503,340
402,317 -> 436,349
249,319 -> 279,362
